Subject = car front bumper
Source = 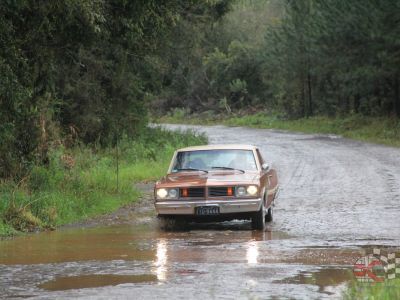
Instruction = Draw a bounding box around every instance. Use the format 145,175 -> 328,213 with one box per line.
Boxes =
155,198 -> 262,216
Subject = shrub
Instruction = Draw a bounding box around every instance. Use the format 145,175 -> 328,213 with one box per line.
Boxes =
0,127 -> 207,236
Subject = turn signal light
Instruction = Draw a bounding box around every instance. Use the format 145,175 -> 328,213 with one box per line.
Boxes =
181,188 -> 188,197
227,187 -> 233,196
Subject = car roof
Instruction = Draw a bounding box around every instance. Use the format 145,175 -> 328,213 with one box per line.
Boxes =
177,144 -> 257,152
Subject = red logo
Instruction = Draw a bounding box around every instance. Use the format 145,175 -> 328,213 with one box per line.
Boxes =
353,254 -> 386,283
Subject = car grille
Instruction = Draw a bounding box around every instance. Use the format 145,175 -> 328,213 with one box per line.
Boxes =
208,186 -> 234,197
180,187 -> 205,198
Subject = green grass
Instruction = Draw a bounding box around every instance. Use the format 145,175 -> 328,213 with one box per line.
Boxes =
0,221 -> 17,237
0,127 -> 207,237
344,279 -> 400,299
158,111 -> 400,147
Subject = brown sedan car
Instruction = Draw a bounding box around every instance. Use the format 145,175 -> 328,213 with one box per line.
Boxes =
154,144 -> 279,230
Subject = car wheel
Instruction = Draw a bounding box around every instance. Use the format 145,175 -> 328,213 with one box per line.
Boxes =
158,216 -> 171,230
158,216 -> 188,231
265,205 -> 273,222
251,200 -> 266,230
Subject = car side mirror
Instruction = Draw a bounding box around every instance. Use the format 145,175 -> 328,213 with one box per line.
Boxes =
261,163 -> 270,171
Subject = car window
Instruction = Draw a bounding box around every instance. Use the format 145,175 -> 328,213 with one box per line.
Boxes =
172,149 -> 257,172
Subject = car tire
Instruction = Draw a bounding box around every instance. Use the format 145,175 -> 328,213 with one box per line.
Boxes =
265,205 -> 273,222
251,200 -> 266,230
158,216 -> 187,231
158,216 -> 170,230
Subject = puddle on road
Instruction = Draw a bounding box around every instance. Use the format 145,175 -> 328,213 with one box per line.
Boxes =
0,224 -> 157,265
0,222 -> 292,265
0,222 -> 367,300
38,274 -> 157,291
274,267 -> 353,294
0,220 -> 364,299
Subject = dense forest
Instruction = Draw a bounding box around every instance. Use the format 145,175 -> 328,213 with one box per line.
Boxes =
0,0 -> 229,179
158,0 -> 400,119
1,0 -> 400,179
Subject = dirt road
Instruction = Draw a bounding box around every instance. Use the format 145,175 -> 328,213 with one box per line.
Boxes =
1,124 -> 399,299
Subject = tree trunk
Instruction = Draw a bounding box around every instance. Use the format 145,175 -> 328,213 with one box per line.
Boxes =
394,76 -> 400,118
307,72 -> 313,116
301,77 -> 306,118
354,94 -> 360,113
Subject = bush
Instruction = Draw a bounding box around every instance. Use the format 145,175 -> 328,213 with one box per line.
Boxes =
0,127 -> 207,236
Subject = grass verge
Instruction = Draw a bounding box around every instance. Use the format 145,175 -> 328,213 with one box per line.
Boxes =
344,279 -> 400,299
157,111 -> 400,147
0,127 -> 207,237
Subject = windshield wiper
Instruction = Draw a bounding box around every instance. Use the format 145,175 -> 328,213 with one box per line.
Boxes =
176,168 -> 208,173
211,166 -> 245,173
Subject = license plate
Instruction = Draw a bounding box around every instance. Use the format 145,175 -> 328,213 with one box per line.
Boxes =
195,206 -> 220,215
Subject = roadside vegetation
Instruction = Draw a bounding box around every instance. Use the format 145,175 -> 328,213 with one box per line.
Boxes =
344,279 -> 400,299
0,128 -> 206,237
0,1 -> 219,236
158,110 -> 400,147
0,1 -> 226,180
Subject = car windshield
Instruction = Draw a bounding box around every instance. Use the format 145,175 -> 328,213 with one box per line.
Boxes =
171,149 -> 257,172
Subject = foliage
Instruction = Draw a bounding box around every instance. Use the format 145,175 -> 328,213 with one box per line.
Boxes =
153,0 -> 400,121
263,0 -> 400,118
344,279 -> 400,299
0,127 -> 207,236
0,0 -> 229,179
157,112 -> 400,148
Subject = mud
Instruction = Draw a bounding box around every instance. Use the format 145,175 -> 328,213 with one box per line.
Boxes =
1,124 -> 400,299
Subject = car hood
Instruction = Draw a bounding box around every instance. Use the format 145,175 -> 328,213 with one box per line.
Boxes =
156,171 -> 260,188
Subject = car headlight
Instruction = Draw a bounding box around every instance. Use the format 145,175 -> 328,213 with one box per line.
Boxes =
235,185 -> 258,197
156,188 -> 179,199
236,186 -> 247,197
168,188 -> 178,199
156,188 -> 168,199
247,185 -> 258,196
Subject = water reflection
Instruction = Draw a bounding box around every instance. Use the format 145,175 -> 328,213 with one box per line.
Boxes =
38,274 -> 157,291
251,229 -> 273,241
153,239 -> 168,281
246,241 -> 259,264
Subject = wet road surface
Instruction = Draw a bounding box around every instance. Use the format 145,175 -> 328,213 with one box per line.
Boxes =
1,124 -> 400,299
